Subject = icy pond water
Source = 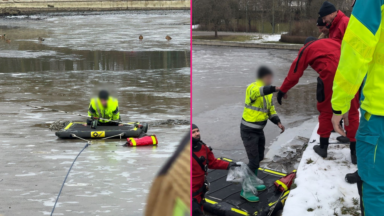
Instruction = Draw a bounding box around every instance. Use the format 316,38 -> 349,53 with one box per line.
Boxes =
192,45 -> 319,163
0,11 -> 190,215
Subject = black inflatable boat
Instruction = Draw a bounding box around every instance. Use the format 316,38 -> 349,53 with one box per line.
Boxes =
55,122 -> 148,139
203,158 -> 290,216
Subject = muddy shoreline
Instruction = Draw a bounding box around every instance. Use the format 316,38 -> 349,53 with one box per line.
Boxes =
0,8 -> 190,16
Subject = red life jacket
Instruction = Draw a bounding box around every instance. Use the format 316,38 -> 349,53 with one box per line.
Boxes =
192,141 -> 229,203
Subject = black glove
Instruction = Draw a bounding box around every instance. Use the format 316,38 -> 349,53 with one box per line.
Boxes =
227,162 -> 241,170
277,90 -> 286,105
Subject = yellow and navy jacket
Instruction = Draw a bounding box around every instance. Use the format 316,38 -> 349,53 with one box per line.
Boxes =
88,97 -> 120,123
242,79 -> 280,129
332,0 -> 384,116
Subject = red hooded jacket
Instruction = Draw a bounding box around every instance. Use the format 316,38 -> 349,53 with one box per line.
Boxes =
192,142 -> 229,204
329,10 -> 349,40
280,38 -> 341,112
280,38 -> 360,141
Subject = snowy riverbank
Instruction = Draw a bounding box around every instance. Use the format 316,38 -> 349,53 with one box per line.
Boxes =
283,123 -> 360,216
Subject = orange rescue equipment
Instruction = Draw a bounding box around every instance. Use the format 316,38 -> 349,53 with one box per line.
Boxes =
126,135 -> 158,147
274,170 -> 296,192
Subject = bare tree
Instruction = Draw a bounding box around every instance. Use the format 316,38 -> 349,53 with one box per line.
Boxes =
194,0 -> 232,37
193,0 -> 354,36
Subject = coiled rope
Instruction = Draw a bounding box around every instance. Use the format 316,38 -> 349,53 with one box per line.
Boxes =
50,134 -> 91,216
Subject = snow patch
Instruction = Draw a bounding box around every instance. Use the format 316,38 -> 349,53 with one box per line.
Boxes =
247,34 -> 282,44
283,123 -> 360,216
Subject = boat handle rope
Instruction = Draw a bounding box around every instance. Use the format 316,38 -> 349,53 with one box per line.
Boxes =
101,132 -> 125,140
72,134 -> 92,143
50,134 -> 91,216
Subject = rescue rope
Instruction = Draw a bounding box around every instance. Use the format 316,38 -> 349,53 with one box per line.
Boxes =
50,134 -> 90,216
267,168 -> 298,215
72,134 -> 92,143
268,177 -> 293,216
101,132 -> 124,140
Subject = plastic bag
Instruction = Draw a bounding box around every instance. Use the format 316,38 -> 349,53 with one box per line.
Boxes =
226,162 -> 264,195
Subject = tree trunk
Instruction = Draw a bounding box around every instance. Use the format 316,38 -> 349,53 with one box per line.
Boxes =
288,2 -> 292,35
272,0 -> 275,34
262,12 -> 264,33
248,18 -> 251,32
215,28 -> 218,38
246,4 -> 248,32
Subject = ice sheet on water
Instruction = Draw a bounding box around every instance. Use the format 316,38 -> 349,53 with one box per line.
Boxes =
0,50 -> 57,58
4,11 -> 190,52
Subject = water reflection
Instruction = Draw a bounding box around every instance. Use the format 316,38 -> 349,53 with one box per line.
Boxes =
0,42 -> 190,73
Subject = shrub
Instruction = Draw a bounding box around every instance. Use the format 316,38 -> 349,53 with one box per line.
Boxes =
280,34 -> 307,44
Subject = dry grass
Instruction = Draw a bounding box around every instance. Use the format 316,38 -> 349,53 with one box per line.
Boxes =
192,35 -> 253,42
289,19 -> 318,36
306,158 -> 314,164
352,197 -> 359,205
280,34 -> 307,44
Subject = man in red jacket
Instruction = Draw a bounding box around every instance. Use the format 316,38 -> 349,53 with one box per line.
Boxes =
276,37 -> 359,163
319,1 -> 349,40
192,124 -> 236,216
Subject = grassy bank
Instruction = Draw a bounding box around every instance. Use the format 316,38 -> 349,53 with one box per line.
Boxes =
194,20 -> 290,34
193,35 -> 254,42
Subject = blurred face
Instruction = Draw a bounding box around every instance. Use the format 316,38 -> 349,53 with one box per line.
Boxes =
262,74 -> 273,86
192,128 -> 200,140
100,99 -> 107,107
318,26 -> 329,35
322,11 -> 337,25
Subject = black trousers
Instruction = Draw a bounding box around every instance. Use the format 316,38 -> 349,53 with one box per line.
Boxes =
240,123 -> 266,171
192,199 -> 204,216
356,173 -> 364,216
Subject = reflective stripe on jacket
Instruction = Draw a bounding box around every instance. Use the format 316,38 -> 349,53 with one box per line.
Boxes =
242,79 -> 279,129
88,97 -> 119,123
332,0 -> 384,115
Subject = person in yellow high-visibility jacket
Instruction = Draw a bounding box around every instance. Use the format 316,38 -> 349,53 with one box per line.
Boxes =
86,90 -> 122,126
331,0 -> 384,215
240,66 -> 285,202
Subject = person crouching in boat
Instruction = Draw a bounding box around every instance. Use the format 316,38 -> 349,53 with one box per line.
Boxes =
85,90 -> 123,126
192,124 -> 239,216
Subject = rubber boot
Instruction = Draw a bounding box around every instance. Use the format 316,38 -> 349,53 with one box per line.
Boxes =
313,137 -> 329,158
240,189 -> 259,202
337,136 -> 350,143
254,169 -> 266,191
345,170 -> 360,184
350,141 -> 357,165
